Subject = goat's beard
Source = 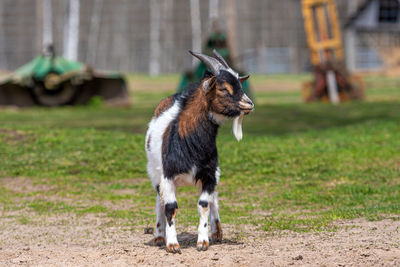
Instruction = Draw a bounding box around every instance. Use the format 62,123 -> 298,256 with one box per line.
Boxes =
232,112 -> 244,141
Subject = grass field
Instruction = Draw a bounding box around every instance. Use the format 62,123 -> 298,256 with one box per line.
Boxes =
0,74 -> 399,233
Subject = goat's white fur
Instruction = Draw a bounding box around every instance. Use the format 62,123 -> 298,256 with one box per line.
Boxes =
197,192 -> 212,245
146,102 -> 180,189
160,177 -> 179,245
155,194 -> 165,240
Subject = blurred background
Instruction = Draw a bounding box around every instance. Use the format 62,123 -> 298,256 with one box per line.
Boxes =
0,0 -> 399,106
0,0 -> 399,108
0,0 -> 399,74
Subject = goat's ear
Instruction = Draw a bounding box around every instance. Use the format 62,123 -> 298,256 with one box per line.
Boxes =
202,76 -> 216,93
202,70 -> 213,79
239,75 -> 250,84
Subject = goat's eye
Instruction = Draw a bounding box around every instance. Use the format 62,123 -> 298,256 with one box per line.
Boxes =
217,84 -> 234,96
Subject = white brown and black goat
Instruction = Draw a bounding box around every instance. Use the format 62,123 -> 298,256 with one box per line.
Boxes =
145,50 -> 254,253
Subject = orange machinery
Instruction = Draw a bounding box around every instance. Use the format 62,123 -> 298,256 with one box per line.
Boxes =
301,0 -> 364,103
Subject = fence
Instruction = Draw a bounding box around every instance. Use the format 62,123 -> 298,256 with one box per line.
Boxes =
0,0 -> 398,74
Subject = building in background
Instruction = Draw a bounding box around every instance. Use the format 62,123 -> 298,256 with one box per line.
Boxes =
345,0 -> 400,72
0,0 -> 398,74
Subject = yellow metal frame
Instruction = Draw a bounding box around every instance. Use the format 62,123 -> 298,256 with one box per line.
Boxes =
302,0 -> 343,65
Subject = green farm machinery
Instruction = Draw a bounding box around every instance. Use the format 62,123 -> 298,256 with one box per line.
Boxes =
0,47 -> 129,107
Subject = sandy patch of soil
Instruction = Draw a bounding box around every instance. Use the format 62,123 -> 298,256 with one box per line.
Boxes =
0,210 -> 399,267
1,177 -> 54,194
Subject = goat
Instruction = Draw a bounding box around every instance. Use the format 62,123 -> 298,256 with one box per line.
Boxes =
145,50 -> 254,253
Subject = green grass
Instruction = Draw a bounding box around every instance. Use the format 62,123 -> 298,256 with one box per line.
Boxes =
0,74 -> 399,232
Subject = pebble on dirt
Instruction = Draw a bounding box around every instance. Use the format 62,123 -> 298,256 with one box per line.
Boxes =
144,227 -> 154,235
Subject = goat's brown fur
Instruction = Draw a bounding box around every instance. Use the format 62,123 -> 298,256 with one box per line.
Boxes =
153,236 -> 165,246
154,95 -> 174,118
222,82 -> 234,95
177,79 -> 240,138
171,208 -> 178,221
212,219 -> 223,242
178,87 -> 210,138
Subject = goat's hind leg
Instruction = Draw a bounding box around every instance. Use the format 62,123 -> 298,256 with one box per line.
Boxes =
209,191 -> 223,243
153,186 -> 166,246
160,176 -> 181,254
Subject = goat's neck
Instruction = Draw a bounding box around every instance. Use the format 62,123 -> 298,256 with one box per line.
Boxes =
178,87 -> 218,139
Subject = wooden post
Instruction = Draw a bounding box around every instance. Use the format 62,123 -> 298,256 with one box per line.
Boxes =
326,70 -> 339,104
86,0 -> 103,65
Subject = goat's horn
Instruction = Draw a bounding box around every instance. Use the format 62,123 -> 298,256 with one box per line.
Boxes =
189,50 -> 223,75
212,49 -> 229,69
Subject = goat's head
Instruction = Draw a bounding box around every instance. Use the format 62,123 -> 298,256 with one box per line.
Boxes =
189,50 -> 254,141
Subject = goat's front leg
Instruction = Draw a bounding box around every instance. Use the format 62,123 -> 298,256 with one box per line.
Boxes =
160,176 -> 181,254
197,190 -> 212,251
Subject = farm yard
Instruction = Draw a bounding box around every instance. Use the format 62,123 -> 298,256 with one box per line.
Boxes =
0,74 -> 399,266
1,0 -> 400,265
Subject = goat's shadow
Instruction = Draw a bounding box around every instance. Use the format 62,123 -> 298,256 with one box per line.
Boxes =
145,231 -> 243,250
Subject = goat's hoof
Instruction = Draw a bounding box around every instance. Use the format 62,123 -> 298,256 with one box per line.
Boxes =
211,231 -> 223,243
196,240 -> 209,251
153,236 -> 165,246
166,243 -> 181,254
212,220 -> 223,243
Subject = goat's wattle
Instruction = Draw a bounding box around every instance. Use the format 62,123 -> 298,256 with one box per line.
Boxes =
233,113 -> 244,141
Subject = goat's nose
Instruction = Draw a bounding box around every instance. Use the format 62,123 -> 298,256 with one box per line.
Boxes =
239,94 -> 254,111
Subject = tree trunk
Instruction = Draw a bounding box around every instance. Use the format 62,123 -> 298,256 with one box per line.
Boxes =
161,0 -> 175,72
42,0 -> 53,54
0,0 -> 7,69
226,0 -> 238,65
209,0 -> 219,32
190,0 -> 202,66
113,0 -> 129,71
86,0 -> 103,65
64,0 -> 80,61
149,0 -> 161,76
209,0 -> 219,21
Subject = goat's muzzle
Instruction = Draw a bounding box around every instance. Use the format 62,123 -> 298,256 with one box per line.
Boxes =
238,94 -> 254,114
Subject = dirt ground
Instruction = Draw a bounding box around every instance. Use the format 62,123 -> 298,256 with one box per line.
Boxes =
0,212 -> 399,267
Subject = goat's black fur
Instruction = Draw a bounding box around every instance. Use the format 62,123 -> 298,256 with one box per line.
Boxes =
162,84 -> 219,194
